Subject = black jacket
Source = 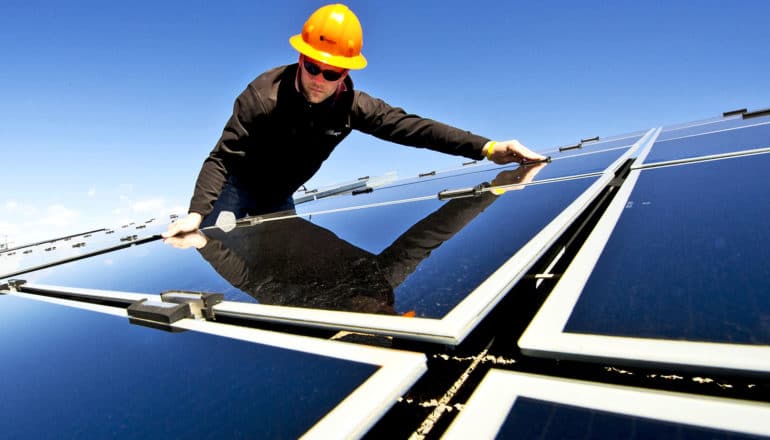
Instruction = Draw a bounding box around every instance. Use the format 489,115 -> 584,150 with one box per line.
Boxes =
189,63 -> 490,216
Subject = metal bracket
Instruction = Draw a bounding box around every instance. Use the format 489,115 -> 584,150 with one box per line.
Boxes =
438,183 -> 491,200
160,290 -> 224,320
559,143 -> 582,152
126,290 -> 223,329
0,279 -> 27,293
723,108 -> 747,117
352,187 -> 373,196
127,299 -> 193,325
521,156 -> 552,166
743,107 -> 770,120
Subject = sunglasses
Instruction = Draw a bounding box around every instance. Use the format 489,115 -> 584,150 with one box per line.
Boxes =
302,58 -> 346,81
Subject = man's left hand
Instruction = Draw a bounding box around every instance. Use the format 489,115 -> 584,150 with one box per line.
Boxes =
486,139 -> 546,164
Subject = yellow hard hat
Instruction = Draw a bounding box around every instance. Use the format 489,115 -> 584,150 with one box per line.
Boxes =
289,4 -> 367,70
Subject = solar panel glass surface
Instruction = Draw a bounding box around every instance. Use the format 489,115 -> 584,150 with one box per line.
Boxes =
0,294 -> 377,439
11,175 -> 600,319
542,135 -> 641,157
497,397 -> 766,439
657,114 -> 770,141
298,147 -> 628,214
642,120 -> 770,165
564,153 -> 770,344
442,371 -> 770,439
0,223 -> 163,279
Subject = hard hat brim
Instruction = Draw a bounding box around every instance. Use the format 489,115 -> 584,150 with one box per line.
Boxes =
289,34 -> 368,70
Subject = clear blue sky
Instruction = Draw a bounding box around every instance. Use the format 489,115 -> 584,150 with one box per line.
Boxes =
2,0 -> 769,247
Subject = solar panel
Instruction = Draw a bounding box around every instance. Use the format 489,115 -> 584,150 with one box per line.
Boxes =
0,222 -> 165,279
640,119 -> 770,165
543,134 -> 642,157
656,113 -> 769,142
519,152 -> 770,373
2,112 -> 769,438
9,168 -> 613,343
442,370 -> 770,439
0,291 -> 425,439
297,138 -> 638,214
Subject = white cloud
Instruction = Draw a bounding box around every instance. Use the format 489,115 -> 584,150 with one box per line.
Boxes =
131,198 -> 166,213
1,186 -> 187,249
2,203 -> 82,247
37,204 -> 81,227
0,221 -> 21,241
4,200 -> 38,216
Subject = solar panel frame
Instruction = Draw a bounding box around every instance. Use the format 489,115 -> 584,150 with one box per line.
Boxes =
1,288 -> 427,439
442,370 -> 770,439
518,151 -> 770,374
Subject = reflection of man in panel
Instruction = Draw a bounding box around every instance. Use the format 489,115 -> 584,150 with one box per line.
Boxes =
163,4 -> 544,240
164,165 -> 546,314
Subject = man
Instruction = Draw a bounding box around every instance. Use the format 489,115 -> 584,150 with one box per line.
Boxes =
163,3 -> 545,239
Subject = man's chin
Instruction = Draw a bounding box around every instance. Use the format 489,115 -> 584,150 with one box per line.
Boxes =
302,89 -> 330,104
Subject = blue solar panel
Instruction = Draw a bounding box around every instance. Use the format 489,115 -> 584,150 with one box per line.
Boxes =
14,175 -> 601,321
564,153 -> 770,344
642,121 -> 770,165
657,114 -> 770,142
498,397 -> 764,439
298,147 -> 629,214
443,371 -> 770,439
0,223 -> 165,279
4,111 -> 770,438
0,294 -> 377,438
543,134 -> 642,157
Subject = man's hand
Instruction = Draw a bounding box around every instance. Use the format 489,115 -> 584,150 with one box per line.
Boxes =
162,230 -> 209,249
162,213 -> 203,238
486,139 -> 546,164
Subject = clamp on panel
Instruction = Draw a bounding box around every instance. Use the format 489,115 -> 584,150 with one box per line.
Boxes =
126,290 -> 224,330
0,279 -> 26,293
160,290 -> 224,320
438,183 -> 491,200
559,143 -> 582,152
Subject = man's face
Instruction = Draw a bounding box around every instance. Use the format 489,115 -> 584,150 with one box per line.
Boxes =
298,55 -> 348,104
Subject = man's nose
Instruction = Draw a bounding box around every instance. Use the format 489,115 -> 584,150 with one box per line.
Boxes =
310,74 -> 325,84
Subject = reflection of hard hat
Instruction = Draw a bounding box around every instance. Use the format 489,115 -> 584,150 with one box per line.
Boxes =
289,4 -> 367,70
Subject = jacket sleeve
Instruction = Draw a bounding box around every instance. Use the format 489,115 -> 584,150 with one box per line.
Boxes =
350,90 -> 489,160
188,85 -> 268,216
